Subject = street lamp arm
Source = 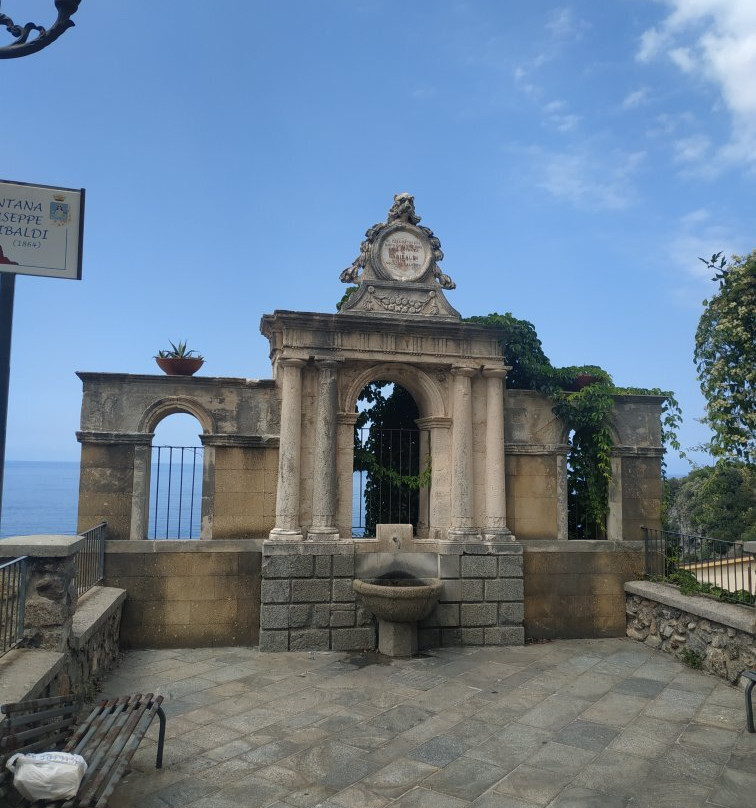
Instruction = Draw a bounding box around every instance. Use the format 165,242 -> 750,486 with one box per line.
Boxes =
0,0 -> 82,59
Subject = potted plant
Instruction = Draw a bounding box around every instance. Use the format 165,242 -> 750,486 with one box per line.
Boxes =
154,340 -> 204,376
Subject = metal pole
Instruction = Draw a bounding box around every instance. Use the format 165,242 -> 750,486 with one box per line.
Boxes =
0,272 -> 16,534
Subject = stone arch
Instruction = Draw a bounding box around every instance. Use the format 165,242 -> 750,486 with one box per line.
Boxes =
341,362 -> 446,419
138,396 -> 216,435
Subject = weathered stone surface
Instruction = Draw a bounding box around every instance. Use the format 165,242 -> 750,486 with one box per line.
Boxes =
331,627 -> 375,651
625,585 -> 756,683
461,603 -> 497,627
461,556 -> 498,578
485,578 -> 524,602
291,579 -> 330,603
261,579 -> 290,603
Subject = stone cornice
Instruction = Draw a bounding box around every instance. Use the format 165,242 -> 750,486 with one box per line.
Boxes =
505,443 -> 570,455
610,446 -> 664,457
77,431 -> 154,446
76,372 -> 275,389
200,434 -> 279,448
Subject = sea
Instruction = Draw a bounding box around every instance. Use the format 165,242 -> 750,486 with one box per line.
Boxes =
1,460 -> 79,538
0,459 -> 203,540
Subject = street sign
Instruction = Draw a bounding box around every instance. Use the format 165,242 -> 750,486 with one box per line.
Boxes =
0,179 -> 84,280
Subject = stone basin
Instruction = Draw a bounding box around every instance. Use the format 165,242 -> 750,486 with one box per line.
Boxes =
353,576 -> 443,657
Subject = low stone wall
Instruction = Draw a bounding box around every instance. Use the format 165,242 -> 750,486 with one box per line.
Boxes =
625,580 -> 756,683
0,586 -> 125,705
66,587 -> 126,695
259,537 -> 525,652
104,540 -> 262,648
524,541 -> 645,639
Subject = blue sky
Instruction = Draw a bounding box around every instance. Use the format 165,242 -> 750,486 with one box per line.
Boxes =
2,0 -> 754,476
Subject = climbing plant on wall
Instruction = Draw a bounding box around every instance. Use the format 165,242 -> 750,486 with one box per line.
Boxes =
468,312 -> 682,539
341,292 -> 682,540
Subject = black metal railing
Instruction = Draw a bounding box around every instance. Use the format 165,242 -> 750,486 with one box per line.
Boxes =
353,426 -> 427,537
75,522 -> 106,596
0,555 -> 27,657
150,445 -> 203,540
643,526 -> 755,607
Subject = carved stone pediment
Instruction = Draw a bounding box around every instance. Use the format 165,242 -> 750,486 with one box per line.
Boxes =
339,193 -> 460,320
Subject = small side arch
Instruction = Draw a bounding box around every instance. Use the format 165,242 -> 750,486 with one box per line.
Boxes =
138,396 -> 216,435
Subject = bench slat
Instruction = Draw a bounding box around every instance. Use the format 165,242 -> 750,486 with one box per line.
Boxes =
1,693 -> 165,808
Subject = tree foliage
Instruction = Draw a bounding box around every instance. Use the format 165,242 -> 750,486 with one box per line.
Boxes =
664,461 -> 756,544
694,251 -> 756,462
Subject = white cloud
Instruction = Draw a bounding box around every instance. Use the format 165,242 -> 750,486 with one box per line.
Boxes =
546,7 -> 590,40
542,100 -> 581,131
638,1 -> 756,169
621,88 -> 650,109
674,134 -> 711,163
531,147 -> 645,210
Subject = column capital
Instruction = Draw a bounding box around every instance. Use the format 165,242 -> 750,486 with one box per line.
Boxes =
337,412 -> 359,426
482,366 -> 510,379
313,358 -> 342,370
278,357 -> 307,369
450,366 -> 477,378
415,416 -> 452,430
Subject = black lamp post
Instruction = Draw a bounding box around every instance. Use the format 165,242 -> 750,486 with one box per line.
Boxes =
0,0 -> 82,58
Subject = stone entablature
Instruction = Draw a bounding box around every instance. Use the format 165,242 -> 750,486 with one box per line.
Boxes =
625,580 -> 756,683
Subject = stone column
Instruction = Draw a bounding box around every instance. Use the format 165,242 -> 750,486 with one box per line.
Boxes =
607,453 -> 623,541
270,358 -> 306,541
448,367 -> 480,541
308,360 -> 340,540
336,412 -> 359,538
415,426 -> 430,537
129,438 -> 154,540
556,448 -> 569,541
482,367 -> 513,541
414,416 -> 452,540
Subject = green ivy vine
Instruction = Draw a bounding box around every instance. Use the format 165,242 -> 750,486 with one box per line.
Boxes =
467,313 -> 684,538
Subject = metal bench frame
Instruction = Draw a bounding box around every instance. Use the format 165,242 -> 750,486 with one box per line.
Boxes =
1,693 -> 166,807
745,670 -> 756,733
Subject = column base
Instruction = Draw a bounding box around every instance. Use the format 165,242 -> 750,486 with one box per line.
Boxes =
268,528 -> 304,542
482,528 -> 516,542
306,527 -> 340,541
446,527 -> 482,542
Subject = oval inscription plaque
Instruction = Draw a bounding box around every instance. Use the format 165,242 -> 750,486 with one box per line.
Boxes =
379,230 -> 428,281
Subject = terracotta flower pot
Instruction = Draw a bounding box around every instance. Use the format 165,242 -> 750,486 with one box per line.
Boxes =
155,357 -> 204,376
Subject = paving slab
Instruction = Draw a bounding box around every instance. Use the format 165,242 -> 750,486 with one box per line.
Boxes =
85,639 -> 756,808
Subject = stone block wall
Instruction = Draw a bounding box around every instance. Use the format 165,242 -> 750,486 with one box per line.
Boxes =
77,443 -> 136,540
418,547 -> 524,648
260,543 -> 376,652
260,539 -> 525,652
104,541 -> 262,648
625,580 -> 756,683
524,542 -> 645,639
213,446 -> 278,538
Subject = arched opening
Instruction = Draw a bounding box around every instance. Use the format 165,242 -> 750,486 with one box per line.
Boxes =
352,381 -> 429,537
149,413 -> 204,539
566,428 -> 607,540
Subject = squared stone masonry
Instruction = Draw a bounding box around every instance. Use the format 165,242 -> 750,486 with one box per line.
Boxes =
260,540 -> 524,653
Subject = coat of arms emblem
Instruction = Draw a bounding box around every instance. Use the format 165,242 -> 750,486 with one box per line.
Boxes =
49,198 -> 70,225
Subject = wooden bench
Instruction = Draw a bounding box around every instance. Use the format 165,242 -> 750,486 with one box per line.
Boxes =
0,693 -> 166,807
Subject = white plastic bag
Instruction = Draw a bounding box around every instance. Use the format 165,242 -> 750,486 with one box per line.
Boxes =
5,751 -> 88,801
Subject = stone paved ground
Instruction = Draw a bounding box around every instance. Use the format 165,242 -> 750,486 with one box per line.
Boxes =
101,638 -> 756,808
